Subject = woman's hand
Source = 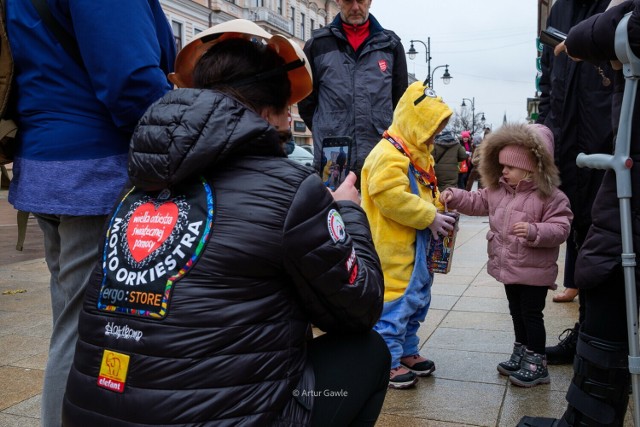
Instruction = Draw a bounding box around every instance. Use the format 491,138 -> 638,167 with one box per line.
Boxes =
331,172 -> 360,205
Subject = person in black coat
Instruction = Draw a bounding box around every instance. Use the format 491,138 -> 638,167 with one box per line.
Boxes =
519,1 -> 640,426
62,20 -> 389,427
538,0 -> 615,363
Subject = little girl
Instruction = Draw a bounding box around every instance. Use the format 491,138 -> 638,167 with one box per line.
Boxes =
440,123 -> 573,387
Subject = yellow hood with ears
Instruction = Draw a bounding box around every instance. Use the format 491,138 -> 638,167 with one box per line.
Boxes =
387,81 -> 453,164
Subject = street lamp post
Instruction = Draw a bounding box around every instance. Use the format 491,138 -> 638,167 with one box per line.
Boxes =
461,97 -> 475,134
430,64 -> 452,89
406,38 -> 431,87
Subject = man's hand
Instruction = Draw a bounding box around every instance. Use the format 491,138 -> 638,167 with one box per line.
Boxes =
554,41 -> 581,62
331,172 -> 360,204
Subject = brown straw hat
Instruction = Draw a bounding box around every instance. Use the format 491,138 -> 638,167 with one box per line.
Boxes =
168,19 -> 312,105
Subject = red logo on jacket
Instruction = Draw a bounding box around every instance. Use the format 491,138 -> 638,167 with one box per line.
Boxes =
378,59 -> 388,73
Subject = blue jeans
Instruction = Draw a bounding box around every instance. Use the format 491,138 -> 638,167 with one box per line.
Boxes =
36,214 -> 107,427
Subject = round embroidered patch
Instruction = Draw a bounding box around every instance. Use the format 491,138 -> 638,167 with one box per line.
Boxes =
327,209 -> 346,243
97,177 -> 214,319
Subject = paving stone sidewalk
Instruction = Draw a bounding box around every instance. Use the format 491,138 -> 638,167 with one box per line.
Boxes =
0,189 -> 633,426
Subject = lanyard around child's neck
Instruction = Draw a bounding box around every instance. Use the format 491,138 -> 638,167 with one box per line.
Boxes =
384,131 -> 438,198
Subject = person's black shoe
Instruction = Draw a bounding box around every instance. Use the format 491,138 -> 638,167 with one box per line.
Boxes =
545,323 -> 578,365
516,416 -> 561,426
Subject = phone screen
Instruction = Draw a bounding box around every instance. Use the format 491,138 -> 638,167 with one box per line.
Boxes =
539,26 -> 567,48
320,137 -> 352,190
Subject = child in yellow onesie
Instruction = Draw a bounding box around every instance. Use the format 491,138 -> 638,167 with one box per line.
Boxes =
360,81 -> 457,389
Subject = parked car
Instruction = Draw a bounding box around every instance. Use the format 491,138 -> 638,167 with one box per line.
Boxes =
288,144 -> 314,167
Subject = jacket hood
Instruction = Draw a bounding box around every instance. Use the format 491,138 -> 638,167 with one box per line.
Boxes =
434,130 -> 459,147
387,81 -> 452,155
478,123 -> 560,198
128,89 -> 283,191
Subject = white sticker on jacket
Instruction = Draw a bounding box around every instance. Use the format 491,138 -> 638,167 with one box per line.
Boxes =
327,209 -> 346,243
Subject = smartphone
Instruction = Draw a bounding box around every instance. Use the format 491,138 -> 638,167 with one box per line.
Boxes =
320,136 -> 352,190
539,26 -> 567,49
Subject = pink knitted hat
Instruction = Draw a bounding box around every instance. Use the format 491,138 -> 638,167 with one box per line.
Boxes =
498,145 -> 536,172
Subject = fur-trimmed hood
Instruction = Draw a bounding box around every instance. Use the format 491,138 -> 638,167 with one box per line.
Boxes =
478,123 -> 560,198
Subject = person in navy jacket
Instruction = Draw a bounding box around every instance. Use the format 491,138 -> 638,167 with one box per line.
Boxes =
6,2 -> 176,425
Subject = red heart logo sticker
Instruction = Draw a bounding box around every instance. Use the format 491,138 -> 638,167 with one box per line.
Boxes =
126,202 -> 179,262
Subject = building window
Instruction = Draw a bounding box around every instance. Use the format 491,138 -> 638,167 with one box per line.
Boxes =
300,13 -> 305,40
291,7 -> 295,37
293,120 -> 307,132
310,18 -> 315,31
172,20 -> 183,51
277,0 -> 283,15
253,0 -> 263,6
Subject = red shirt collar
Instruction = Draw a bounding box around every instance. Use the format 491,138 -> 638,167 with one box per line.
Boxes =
342,19 -> 370,51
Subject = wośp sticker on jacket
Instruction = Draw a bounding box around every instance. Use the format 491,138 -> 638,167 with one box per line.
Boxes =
97,177 -> 214,319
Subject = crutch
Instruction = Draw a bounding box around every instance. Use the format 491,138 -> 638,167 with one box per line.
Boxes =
575,12 -> 639,426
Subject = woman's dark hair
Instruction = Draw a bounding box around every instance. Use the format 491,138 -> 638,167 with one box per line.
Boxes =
193,38 -> 291,113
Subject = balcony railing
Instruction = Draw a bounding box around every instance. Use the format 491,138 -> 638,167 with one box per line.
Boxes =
252,7 -> 291,34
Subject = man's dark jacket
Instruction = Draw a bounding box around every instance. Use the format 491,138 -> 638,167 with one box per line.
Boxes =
538,0 -> 614,242
564,0 -> 640,290
298,13 -> 408,177
62,89 -> 384,426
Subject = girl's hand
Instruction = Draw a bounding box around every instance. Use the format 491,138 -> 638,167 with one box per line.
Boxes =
439,190 -> 453,204
331,172 -> 360,205
512,222 -> 530,238
428,212 -> 456,241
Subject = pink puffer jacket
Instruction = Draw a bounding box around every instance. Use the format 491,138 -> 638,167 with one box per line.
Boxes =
445,180 -> 572,287
443,123 -> 573,287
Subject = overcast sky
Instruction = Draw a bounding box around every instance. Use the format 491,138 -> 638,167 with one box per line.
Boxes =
370,0 -> 539,131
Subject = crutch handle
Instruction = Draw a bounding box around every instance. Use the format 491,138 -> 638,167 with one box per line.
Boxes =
576,152 -> 614,170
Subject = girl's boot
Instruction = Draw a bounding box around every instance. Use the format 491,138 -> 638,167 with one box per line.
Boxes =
509,350 -> 550,387
517,332 -> 629,426
497,342 -> 525,376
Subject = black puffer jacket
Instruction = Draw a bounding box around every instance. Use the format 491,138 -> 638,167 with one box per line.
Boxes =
62,89 -> 384,426
564,0 -> 640,288
538,0 -> 614,242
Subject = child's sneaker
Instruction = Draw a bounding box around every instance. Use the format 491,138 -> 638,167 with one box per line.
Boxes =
400,354 -> 436,377
509,350 -> 550,387
389,366 -> 418,389
497,342 -> 525,376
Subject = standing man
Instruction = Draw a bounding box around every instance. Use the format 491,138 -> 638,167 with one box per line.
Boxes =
298,0 -> 408,183
6,2 -> 176,426
536,0 -> 614,364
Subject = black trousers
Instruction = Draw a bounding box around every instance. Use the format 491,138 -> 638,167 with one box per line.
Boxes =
308,330 -> 390,427
581,267 -> 629,343
504,284 -> 548,354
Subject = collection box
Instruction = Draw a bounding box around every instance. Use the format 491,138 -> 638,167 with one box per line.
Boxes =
430,211 -> 460,274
